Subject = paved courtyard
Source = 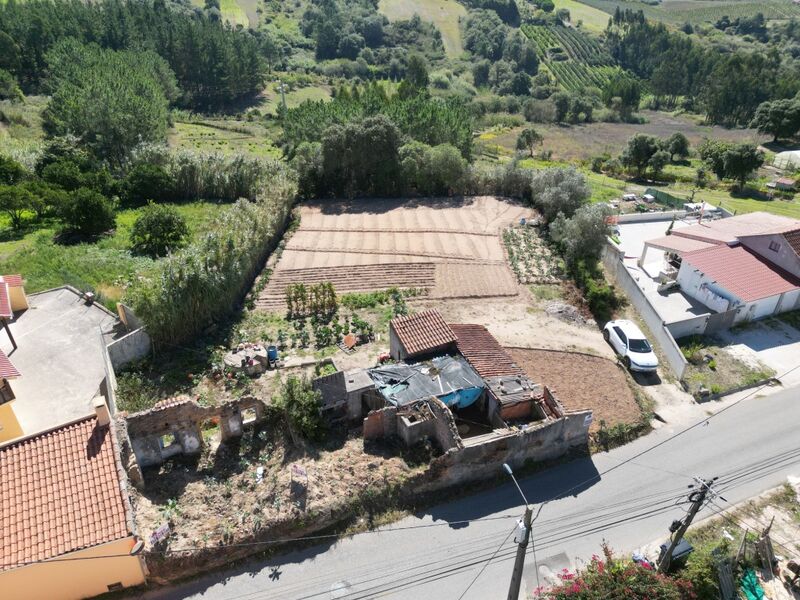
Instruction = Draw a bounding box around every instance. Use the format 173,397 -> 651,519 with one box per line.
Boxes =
0,287 -> 120,435
715,319 -> 800,388
616,219 -> 711,325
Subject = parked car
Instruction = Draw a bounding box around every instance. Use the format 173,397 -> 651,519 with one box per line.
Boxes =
603,320 -> 659,373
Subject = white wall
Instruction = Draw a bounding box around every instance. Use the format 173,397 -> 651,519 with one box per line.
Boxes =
676,262 -> 737,312
739,234 -> 800,278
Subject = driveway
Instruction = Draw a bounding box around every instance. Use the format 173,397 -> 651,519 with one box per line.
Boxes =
715,319 -> 800,388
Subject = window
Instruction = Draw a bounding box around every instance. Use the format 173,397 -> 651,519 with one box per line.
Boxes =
613,327 -> 627,344
628,339 -> 652,353
769,240 -> 781,252
107,583 -> 124,592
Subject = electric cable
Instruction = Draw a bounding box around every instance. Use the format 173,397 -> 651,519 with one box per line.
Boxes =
456,524 -> 517,600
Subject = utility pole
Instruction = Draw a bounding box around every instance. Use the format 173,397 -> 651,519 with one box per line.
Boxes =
508,504 -> 533,600
658,477 -> 717,573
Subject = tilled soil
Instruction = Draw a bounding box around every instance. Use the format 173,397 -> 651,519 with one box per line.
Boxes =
508,347 -> 642,431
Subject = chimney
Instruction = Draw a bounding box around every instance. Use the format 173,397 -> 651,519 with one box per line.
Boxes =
93,396 -> 111,426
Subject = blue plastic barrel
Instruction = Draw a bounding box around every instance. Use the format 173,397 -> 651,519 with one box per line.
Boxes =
267,345 -> 278,362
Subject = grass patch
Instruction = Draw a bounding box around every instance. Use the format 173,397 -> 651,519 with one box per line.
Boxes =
0,202 -> 222,309
169,120 -> 281,158
189,0 -> 250,26
529,284 -> 563,301
259,81 -> 332,116
553,0 -> 612,33
378,0 -> 466,57
678,334 -> 776,398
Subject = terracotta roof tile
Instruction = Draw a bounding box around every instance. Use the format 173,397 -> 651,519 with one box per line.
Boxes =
0,349 -> 20,379
682,244 -> 800,302
0,416 -> 130,571
450,324 -> 525,379
390,310 -> 456,358
784,229 -> 800,258
0,274 -> 23,287
0,283 -> 11,319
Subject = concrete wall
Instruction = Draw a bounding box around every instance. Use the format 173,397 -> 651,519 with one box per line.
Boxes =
100,332 -> 119,416
617,211 -> 687,224
677,262 -> 735,313
602,243 -> 688,379
0,537 -> 146,600
422,410 -> 592,489
107,328 -> 152,371
740,234 -> 800,278
666,315 -> 709,340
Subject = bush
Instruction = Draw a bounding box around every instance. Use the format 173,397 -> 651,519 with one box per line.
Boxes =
130,204 -> 189,258
116,371 -> 158,413
273,375 -> 325,441
59,188 -> 116,236
570,259 -> 623,323
540,546 -> 696,599
124,163 -> 175,205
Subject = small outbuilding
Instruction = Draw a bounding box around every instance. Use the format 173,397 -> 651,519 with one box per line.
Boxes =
389,309 -> 457,361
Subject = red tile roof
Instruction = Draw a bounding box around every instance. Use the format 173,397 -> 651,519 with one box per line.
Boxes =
390,310 -> 456,358
0,349 -> 20,380
784,229 -> 800,258
0,416 -> 131,571
0,283 -> 11,319
682,244 -> 800,302
450,324 -> 525,379
0,274 -> 23,287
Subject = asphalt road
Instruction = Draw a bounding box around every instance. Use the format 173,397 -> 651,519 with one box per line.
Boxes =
137,385 -> 800,600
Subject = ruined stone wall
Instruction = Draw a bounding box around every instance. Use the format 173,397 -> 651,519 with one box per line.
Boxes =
419,408 -> 592,490
428,398 -> 463,452
362,406 -> 398,440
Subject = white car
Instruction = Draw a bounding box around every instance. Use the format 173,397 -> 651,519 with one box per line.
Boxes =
603,320 -> 659,373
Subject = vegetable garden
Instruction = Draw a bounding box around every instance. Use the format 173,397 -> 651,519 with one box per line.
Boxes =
578,0 -> 800,24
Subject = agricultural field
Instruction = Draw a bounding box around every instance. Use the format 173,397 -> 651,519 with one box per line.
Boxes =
577,0 -> 800,24
378,0 -> 467,57
257,196 -> 532,311
553,0 -> 612,33
522,24 -> 620,91
169,119 -> 281,158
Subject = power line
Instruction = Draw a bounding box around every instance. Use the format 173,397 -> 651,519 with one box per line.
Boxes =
457,525 -> 517,600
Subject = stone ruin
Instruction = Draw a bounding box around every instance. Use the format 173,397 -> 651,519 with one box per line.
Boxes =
119,395 -> 266,488
222,343 -> 277,376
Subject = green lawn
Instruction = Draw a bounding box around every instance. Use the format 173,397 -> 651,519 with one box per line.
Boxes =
189,0 -> 250,26
259,82 -> 332,116
169,121 -> 281,158
378,0 -> 467,57
554,0 -> 612,33
0,202 -> 222,308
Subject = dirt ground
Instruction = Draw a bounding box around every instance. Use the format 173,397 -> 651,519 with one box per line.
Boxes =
420,294 -> 615,358
132,423 -> 429,555
507,347 -> 641,431
258,197 -> 533,310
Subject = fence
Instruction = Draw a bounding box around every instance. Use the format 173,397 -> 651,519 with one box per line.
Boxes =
644,187 -> 687,209
602,243 -> 688,379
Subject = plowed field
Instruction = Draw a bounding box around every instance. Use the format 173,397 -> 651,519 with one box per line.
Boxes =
257,197 -> 532,312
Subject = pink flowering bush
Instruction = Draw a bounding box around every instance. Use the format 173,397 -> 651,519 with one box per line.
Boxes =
536,545 -> 696,600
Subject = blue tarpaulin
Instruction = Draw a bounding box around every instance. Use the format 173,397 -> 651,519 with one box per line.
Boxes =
369,356 -> 485,409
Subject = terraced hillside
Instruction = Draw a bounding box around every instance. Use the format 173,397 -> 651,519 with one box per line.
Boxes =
522,24 -> 622,91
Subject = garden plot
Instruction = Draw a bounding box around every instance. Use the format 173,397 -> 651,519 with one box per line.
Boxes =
257,197 -> 532,312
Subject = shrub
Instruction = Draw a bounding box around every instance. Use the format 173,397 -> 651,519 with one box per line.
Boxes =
273,375 -> 325,441
116,371 -> 158,413
570,259 -> 623,323
540,545 -> 696,599
130,203 -> 189,258
59,188 -> 116,236
124,163 -> 175,205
